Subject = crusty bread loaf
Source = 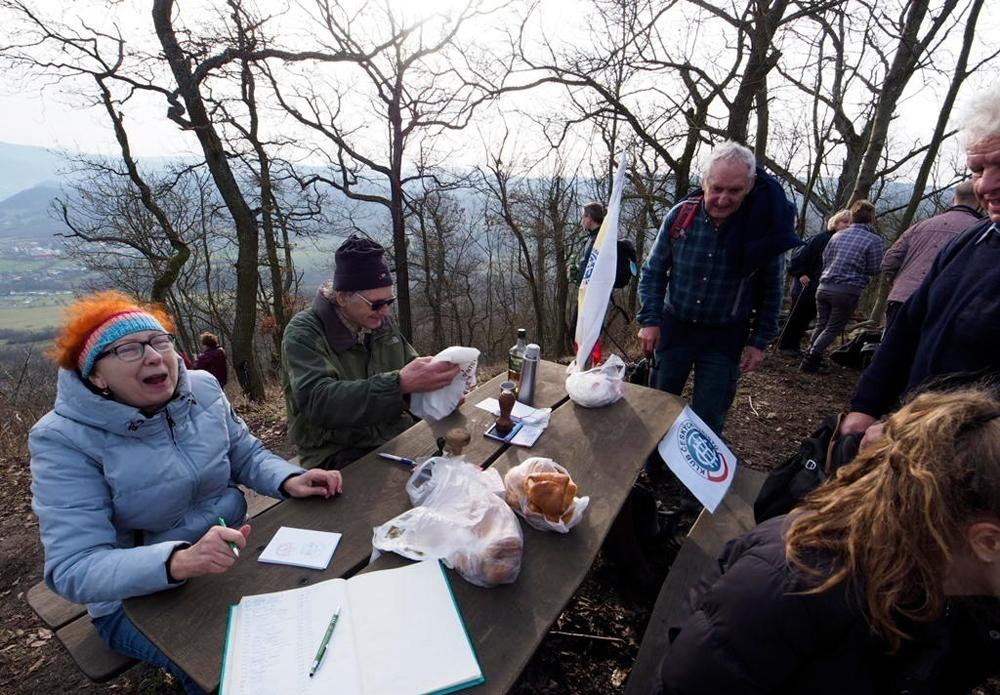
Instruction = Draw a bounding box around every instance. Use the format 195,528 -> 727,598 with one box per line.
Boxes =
524,471 -> 577,523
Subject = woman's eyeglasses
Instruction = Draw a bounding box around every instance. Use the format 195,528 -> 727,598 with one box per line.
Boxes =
356,294 -> 397,311
97,333 -> 177,363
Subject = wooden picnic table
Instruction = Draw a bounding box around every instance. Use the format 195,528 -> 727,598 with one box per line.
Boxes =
124,360 -> 684,693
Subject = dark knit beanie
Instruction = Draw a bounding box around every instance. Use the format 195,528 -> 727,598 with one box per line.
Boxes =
333,235 -> 393,291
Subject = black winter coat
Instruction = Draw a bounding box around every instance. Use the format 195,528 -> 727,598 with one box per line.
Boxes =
787,229 -> 832,284
656,516 -> 999,695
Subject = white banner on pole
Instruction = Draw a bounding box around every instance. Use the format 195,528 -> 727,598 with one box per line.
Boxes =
657,406 -> 738,513
574,153 -> 630,371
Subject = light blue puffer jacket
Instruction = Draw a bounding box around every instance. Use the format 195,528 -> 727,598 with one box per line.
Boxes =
29,364 -> 303,618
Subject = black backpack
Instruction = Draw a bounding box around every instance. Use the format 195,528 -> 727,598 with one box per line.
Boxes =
753,414 -> 862,523
614,239 -> 638,289
829,330 -> 881,370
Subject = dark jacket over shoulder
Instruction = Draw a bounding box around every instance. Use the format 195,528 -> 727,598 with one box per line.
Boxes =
787,229 -> 832,284
851,219 -> 1000,418
657,516 -> 999,695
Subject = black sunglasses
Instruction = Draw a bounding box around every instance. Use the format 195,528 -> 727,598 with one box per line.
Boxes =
356,294 -> 397,311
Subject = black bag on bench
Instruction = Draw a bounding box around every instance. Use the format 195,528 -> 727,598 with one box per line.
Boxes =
753,414 -> 862,523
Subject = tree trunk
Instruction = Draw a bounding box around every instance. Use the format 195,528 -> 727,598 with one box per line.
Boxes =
850,0 -> 959,202
152,0 -> 265,400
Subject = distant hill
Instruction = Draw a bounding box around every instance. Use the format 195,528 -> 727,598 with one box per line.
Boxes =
0,142 -> 68,201
0,182 -> 65,240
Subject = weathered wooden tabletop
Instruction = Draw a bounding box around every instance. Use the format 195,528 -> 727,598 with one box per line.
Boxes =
124,360 -> 684,693
361,377 -> 685,694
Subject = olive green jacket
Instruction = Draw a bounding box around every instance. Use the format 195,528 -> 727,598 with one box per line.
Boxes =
281,293 -> 418,469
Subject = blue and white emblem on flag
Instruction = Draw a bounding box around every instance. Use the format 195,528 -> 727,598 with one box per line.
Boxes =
658,406 -> 737,512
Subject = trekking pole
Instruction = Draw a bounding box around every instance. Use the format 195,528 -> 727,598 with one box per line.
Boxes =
776,281 -> 807,349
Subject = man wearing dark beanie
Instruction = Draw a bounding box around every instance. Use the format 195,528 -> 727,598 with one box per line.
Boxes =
281,235 -> 461,468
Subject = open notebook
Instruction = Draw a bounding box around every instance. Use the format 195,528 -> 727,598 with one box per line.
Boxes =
219,560 -> 484,695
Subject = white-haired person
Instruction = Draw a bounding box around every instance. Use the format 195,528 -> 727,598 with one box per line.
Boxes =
637,140 -> 800,435
840,82 -> 1000,441
29,291 -> 344,694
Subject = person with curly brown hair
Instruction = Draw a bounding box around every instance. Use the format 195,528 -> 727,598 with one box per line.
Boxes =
656,387 -> 1000,694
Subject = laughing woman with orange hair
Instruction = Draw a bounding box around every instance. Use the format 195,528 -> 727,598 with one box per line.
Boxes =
29,291 -> 344,693
656,387 -> 1000,694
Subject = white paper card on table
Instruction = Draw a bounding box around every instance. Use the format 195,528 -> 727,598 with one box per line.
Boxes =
657,405 -> 738,513
475,397 -> 539,421
219,559 -> 484,695
257,526 -> 341,570
509,425 -> 544,447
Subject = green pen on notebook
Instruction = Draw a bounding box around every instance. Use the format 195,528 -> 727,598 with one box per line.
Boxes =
309,608 -> 341,678
216,517 -> 240,558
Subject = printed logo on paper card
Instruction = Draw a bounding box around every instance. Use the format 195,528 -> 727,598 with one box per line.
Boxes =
677,421 -> 730,482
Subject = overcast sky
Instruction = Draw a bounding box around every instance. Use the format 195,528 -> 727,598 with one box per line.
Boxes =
0,0 -> 995,173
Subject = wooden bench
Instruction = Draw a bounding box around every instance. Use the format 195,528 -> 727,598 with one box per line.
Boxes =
26,481 -> 287,682
624,467 -> 767,695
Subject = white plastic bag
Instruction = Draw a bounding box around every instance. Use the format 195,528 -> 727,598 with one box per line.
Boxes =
503,457 -> 590,533
410,346 -> 480,421
372,456 -> 523,587
565,354 -> 626,408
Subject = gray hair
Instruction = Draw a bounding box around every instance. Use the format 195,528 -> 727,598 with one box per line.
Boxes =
953,180 -> 977,205
960,84 -> 1000,145
319,280 -> 354,301
701,140 -> 756,185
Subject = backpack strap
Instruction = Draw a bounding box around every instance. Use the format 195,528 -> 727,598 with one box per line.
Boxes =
668,197 -> 701,239
823,413 -> 845,476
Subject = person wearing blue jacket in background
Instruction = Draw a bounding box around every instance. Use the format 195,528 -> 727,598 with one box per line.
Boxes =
29,291 -> 344,694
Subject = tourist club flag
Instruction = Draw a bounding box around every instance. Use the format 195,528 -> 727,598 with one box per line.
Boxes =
657,406 -> 738,513
574,153 -> 630,372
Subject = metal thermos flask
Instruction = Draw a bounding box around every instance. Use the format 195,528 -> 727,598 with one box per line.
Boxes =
517,343 -> 540,406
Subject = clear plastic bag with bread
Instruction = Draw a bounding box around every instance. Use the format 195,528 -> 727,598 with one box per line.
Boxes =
371,456 -> 523,587
503,457 -> 590,533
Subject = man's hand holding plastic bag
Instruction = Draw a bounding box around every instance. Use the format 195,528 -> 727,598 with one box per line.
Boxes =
409,346 -> 480,421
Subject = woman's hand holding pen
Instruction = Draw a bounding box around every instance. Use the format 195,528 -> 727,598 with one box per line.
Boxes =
169,524 -> 251,581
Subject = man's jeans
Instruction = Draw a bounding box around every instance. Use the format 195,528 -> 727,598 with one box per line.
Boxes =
93,608 -> 206,695
654,344 -> 740,435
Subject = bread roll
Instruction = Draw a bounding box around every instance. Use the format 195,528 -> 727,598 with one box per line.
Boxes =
524,471 -> 577,523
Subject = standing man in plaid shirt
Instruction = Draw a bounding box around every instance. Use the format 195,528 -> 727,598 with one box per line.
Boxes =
638,141 -> 798,434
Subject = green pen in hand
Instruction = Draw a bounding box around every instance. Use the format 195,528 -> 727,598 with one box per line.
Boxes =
309,608 -> 341,678
216,517 -> 240,559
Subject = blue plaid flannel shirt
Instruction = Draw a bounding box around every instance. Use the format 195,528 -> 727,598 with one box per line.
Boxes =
818,223 -> 886,290
637,202 -> 785,350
